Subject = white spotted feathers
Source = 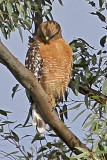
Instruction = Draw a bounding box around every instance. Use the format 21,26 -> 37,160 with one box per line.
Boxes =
25,42 -> 46,134
25,43 -> 43,82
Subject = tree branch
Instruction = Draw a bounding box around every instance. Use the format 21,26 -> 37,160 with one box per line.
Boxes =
79,82 -> 107,105
69,79 -> 107,105
0,42 -> 91,155
33,0 -> 43,35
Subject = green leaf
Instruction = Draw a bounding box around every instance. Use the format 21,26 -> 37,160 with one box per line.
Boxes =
47,142 -> 52,149
48,11 -> 54,21
32,134 -> 45,143
90,11 -> 106,22
60,109 -> 64,122
0,125 -> 3,132
105,101 -> 107,113
82,113 -> 92,126
47,133 -> 58,137
69,103 -> 82,110
27,152 -> 33,158
0,11 -> 4,20
8,151 -> 19,155
100,35 -> 107,47
75,147 -> 90,154
69,42 -> 77,52
11,131 -> 19,142
72,109 -> 86,123
43,9 -> 51,17
2,121 -> 14,124
57,0 -> 63,5
99,0 -> 106,8
15,23 -> 23,41
37,153 -> 45,160
70,152 -> 87,159
6,1 -> 12,19
24,18 -> 32,29
96,11 -> 106,22
73,53 -> 80,61
26,1 -> 31,11
1,26 -> 7,39
75,75 -> 80,96
23,107 -> 32,127
16,3 -> 25,17
11,84 -> 19,99
83,120 -> 95,129
102,80 -> 107,95
0,109 -> 7,116
97,50 -> 102,55
14,124 -> 22,129
70,147 -> 98,160
85,94 -> 88,107
37,146 -> 47,153
63,104 -> 68,119
92,54 -> 97,65
89,1 -> 95,7
16,3 -> 21,13
45,0 -> 52,5
106,2 -> 107,9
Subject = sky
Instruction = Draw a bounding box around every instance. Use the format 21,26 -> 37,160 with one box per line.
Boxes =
0,0 -> 107,159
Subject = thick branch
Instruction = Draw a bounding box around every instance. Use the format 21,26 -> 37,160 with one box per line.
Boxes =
0,42 -> 91,155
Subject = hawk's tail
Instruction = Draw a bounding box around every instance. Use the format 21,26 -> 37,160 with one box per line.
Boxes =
32,104 -> 46,133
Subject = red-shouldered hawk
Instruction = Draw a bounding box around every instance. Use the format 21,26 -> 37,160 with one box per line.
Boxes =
25,21 -> 73,133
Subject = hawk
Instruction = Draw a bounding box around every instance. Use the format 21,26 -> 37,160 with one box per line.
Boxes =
25,21 -> 73,133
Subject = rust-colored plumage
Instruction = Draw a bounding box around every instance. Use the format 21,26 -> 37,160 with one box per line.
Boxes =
25,21 -> 73,133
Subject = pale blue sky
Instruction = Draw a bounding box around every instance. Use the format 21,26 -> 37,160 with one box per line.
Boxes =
0,0 -> 106,159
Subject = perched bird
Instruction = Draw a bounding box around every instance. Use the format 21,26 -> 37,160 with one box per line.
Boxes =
25,21 -> 73,133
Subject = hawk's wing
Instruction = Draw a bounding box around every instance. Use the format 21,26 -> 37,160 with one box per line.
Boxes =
25,42 -> 46,133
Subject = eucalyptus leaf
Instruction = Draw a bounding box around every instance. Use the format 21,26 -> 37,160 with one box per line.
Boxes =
11,84 -> 19,99
69,103 -> 82,110
6,1 -> 12,19
100,35 -> 107,47
102,80 -> 107,95
15,23 -> 23,41
72,109 -> 86,123
75,74 -> 80,96
0,109 -> 7,116
57,0 -> 63,6
11,131 -> 19,142
37,146 -> 47,153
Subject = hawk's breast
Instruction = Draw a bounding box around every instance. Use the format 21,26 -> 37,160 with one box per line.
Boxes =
25,38 -> 73,106
38,38 -> 73,102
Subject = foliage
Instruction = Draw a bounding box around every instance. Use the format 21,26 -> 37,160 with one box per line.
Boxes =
0,0 -> 107,159
0,0 -> 54,40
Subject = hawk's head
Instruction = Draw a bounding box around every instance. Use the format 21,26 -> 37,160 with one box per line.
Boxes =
37,21 -> 62,43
